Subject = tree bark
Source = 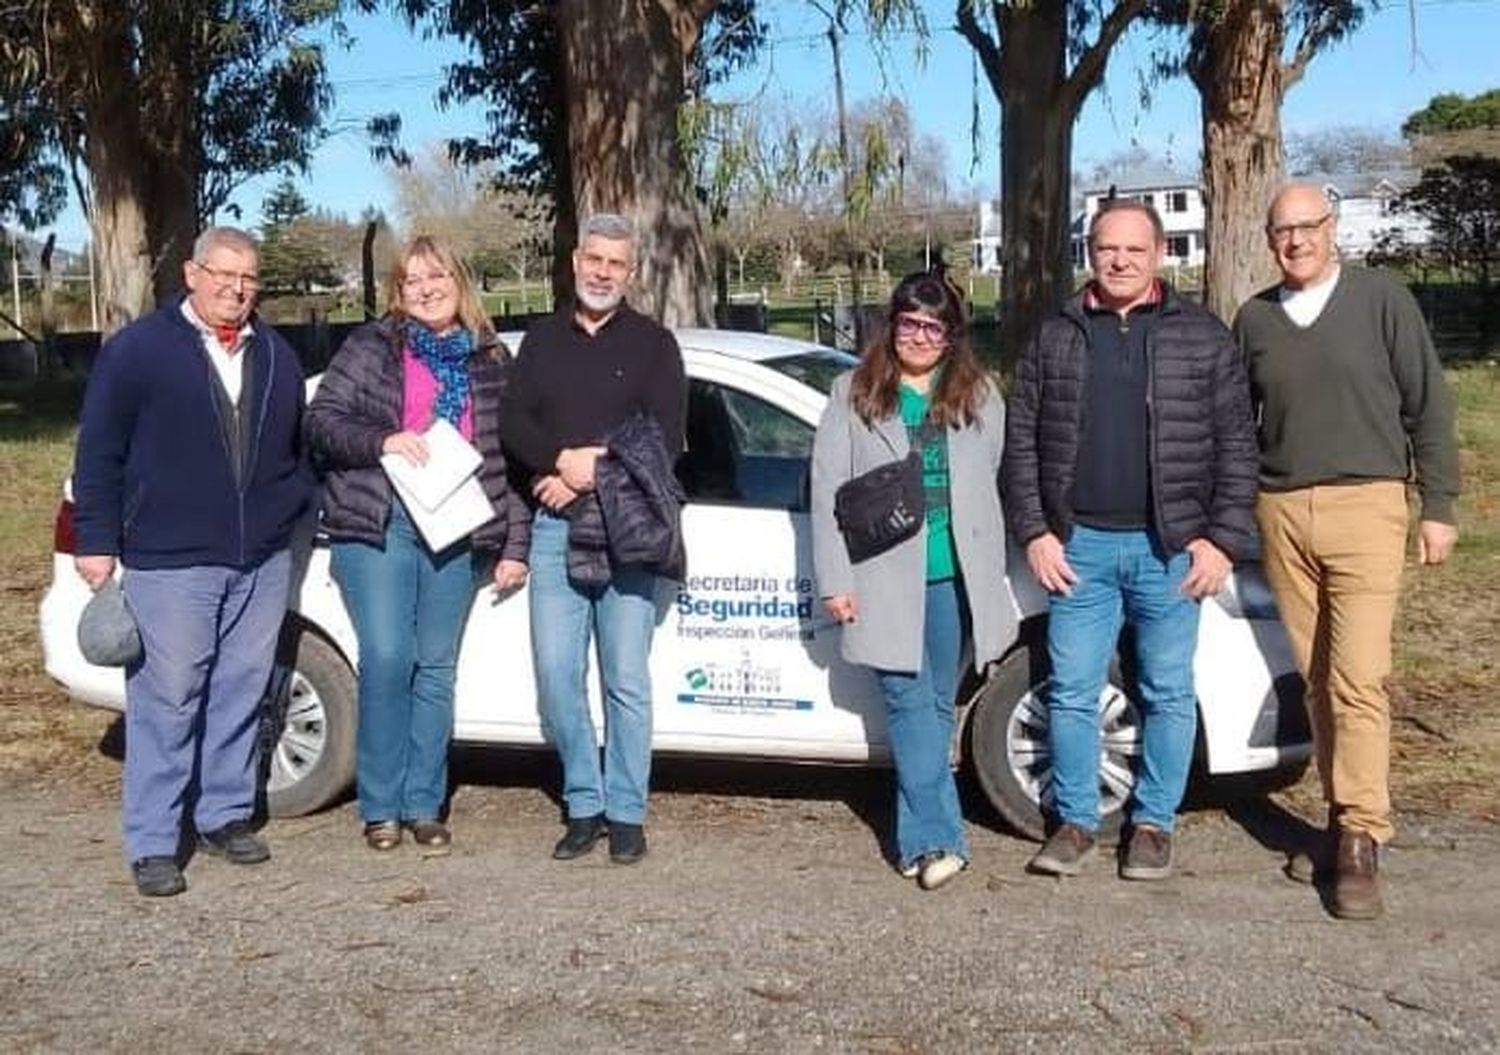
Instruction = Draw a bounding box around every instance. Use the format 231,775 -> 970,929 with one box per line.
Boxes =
77,9 -> 154,334
139,14 -> 200,306
996,4 -> 1072,362
957,1 -> 1145,359
1192,1 -> 1287,322
59,2 -> 201,332
557,0 -> 715,327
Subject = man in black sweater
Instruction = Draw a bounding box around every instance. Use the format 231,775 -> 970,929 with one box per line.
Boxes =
1003,199 -> 1258,883
1235,183 -> 1460,921
501,213 -> 686,865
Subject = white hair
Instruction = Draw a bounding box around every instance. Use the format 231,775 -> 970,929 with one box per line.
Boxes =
193,226 -> 259,261
579,213 -> 636,248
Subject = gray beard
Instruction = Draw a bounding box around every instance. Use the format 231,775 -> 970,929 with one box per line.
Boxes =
576,286 -> 623,314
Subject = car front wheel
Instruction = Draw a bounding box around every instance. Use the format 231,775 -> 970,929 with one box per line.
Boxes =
265,626 -> 357,818
968,638 -> 1142,844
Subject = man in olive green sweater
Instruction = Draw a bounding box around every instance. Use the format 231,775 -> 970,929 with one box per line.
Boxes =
1234,183 -> 1460,922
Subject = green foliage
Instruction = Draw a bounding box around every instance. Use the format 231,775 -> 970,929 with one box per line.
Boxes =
393,1 -> 766,200
1403,90 -> 1500,138
0,93 -> 65,229
0,1 -> 379,227
1400,155 -> 1500,279
1146,0 -> 1370,83
259,177 -> 342,294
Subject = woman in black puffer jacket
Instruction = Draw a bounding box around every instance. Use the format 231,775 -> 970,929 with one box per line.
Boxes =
305,235 -> 530,853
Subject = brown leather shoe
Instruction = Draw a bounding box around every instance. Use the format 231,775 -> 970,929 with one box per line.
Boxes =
1027,823 -> 1096,877
1119,824 -> 1173,881
1285,829 -> 1333,884
1331,829 -> 1383,921
405,820 -> 452,854
364,820 -> 402,852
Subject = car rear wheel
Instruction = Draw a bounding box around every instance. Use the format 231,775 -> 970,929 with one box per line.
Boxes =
968,638 -> 1142,844
266,627 -> 356,818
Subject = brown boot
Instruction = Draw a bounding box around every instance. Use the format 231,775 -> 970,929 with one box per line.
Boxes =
1285,826 -> 1334,884
1331,829 -> 1383,921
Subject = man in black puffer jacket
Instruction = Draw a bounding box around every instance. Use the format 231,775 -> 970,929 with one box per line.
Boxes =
1002,199 -> 1258,883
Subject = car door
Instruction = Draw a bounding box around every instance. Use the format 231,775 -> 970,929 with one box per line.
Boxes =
653,355 -> 887,760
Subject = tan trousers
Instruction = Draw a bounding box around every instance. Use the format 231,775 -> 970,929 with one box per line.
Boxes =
1256,481 -> 1408,844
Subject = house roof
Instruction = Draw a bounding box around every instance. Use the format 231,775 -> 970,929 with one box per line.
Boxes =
1295,169 -> 1419,198
1080,161 -> 1197,195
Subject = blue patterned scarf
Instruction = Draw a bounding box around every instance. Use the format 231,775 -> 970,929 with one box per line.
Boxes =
404,321 -> 473,427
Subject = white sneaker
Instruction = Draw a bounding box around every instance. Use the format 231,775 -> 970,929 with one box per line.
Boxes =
918,851 -> 968,891
898,859 -> 921,879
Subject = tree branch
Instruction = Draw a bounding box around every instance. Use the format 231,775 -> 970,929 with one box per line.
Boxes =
953,1 -> 1002,100
1059,0 -> 1147,116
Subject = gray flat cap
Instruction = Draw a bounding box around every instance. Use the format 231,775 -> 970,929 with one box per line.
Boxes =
78,579 -> 142,667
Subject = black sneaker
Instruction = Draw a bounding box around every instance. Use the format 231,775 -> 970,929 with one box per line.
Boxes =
552,814 -> 608,860
198,820 -> 271,865
608,822 -> 648,865
1027,822 -> 1097,877
132,856 -> 186,897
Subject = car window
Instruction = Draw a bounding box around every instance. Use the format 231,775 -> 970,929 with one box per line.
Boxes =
678,380 -> 813,511
761,350 -> 856,395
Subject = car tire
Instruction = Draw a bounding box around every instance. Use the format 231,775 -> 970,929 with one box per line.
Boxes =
265,626 -> 357,818
968,638 -> 1142,845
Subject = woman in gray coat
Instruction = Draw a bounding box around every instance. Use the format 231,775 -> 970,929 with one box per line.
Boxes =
812,271 -> 1013,891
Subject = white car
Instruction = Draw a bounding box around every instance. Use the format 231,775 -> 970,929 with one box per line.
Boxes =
39,329 -> 1310,840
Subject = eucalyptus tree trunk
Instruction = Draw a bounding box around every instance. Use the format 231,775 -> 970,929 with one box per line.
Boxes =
556,0 -> 715,327
1191,0 -> 1288,322
957,0 -> 1146,360
995,4 -> 1073,362
75,5 -> 155,333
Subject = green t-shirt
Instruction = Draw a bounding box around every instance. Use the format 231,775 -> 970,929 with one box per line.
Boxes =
898,383 -> 957,582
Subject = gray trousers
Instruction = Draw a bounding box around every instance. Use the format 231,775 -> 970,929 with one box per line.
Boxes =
120,550 -> 290,861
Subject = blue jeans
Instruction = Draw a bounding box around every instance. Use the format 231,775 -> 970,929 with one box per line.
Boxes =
1046,527 -> 1201,833
331,505 -> 478,824
121,550 -> 291,861
875,579 -> 969,867
529,510 -> 659,825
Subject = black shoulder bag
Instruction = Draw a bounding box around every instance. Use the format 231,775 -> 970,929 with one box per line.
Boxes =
833,448 -> 924,564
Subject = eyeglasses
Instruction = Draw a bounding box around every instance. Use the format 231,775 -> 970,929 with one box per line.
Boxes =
193,261 -> 261,291
894,315 -> 947,343
1268,213 -> 1332,243
401,270 -> 454,290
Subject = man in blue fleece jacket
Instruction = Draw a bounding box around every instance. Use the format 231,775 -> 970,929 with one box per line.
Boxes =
73,227 -> 311,897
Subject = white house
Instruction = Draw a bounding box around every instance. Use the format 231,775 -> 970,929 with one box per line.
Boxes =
972,199 -> 1002,275
1300,171 -> 1431,260
1073,162 -> 1206,270
973,162 -> 1428,279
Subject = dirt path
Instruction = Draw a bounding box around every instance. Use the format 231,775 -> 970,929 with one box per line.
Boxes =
2,755 -> 1497,1054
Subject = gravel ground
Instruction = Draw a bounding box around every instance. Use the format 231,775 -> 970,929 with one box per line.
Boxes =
1,754 -> 1497,1054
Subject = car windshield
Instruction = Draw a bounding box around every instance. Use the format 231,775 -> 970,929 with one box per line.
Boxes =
762,350 -> 857,395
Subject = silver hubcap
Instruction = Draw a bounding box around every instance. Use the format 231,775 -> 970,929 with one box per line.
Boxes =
1005,681 -> 1143,818
267,670 -> 327,793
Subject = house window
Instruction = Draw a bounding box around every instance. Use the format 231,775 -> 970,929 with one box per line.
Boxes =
1168,191 -> 1189,213
1166,235 -> 1191,259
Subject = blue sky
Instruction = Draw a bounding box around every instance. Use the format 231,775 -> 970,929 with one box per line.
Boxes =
39,0 -> 1500,251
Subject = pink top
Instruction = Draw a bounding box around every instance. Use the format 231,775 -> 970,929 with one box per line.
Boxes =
402,346 -> 474,441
